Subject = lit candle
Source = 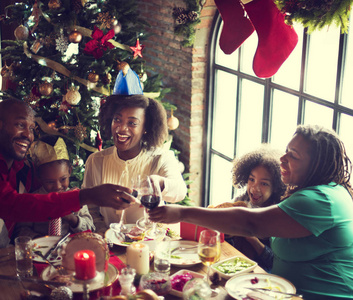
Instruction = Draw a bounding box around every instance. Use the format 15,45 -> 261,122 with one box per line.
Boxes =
74,250 -> 96,280
126,242 -> 149,275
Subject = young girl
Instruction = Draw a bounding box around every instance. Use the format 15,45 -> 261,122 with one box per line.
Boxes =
12,135 -> 95,239
214,145 -> 286,271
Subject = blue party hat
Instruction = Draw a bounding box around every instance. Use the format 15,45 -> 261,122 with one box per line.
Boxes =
113,63 -> 143,95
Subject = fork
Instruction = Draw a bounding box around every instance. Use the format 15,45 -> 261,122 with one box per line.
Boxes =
171,245 -> 198,254
34,251 -> 67,276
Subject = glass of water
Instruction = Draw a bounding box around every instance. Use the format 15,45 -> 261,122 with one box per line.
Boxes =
153,236 -> 171,274
15,236 -> 33,277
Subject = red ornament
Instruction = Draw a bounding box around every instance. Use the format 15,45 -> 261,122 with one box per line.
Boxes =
129,38 -> 145,58
84,26 -> 115,59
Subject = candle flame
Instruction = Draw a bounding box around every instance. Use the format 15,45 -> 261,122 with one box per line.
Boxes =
132,242 -> 145,249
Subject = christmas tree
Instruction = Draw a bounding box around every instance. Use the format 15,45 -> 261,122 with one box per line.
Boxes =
0,0 -> 177,187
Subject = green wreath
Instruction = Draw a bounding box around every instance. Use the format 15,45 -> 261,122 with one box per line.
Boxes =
274,0 -> 353,33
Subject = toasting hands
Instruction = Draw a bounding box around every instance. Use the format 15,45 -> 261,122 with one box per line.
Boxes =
79,183 -> 137,210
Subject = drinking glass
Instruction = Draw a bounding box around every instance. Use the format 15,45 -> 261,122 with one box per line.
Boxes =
135,175 -> 153,230
15,236 -> 33,277
153,236 -> 171,274
113,171 -> 130,234
198,230 -> 221,286
139,176 -> 164,239
139,272 -> 171,296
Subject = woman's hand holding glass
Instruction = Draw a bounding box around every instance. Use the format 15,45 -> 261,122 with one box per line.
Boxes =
135,175 -> 153,230
137,175 -> 164,239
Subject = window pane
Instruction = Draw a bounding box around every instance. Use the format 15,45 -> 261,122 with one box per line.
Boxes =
341,25 -> 353,109
271,90 -> 299,151
304,101 -> 333,128
240,31 -> 257,75
209,154 -> 233,207
272,22 -> 304,89
215,22 -> 239,70
305,27 -> 340,101
236,80 -> 263,155
339,113 -> 353,162
212,70 -> 237,157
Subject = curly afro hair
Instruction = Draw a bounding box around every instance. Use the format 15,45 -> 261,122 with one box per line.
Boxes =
99,94 -> 168,150
232,145 -> 286,205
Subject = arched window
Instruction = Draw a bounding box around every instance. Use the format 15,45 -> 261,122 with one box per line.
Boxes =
204,13 -> 353,207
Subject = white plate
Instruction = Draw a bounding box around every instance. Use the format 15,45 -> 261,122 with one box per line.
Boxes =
41,263 -> 118,293
32,236 -> 64,263
211,256 -> 257,279
170,269 -> 205,297
225,273 -> 296,300
105,225 -> 152,247
169,241 -> 201,267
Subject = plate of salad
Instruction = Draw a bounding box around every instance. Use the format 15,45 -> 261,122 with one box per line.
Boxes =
211,256 -> 257,279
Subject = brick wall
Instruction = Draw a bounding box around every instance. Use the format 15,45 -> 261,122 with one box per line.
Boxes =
137,0 -> 217,205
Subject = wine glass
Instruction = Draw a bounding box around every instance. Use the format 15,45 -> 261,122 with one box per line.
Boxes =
139,176 -> 164,239
198,229 -> 221,293
135,175 -> 153,230
110,171 -> 130,235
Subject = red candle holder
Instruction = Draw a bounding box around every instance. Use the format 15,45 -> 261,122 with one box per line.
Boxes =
74,250 -> 96,280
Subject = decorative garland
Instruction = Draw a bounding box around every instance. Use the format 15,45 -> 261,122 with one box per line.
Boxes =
274,0 -> 353,33
172,0 -> 206,47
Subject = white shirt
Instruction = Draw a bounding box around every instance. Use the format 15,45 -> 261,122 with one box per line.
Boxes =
82,146 -> 187,231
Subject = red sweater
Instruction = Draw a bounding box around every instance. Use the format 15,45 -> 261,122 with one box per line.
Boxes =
0,154 -> 81,235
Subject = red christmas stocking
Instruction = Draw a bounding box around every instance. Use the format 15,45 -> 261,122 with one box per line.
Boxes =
243,0 -> 298,78
215,0 -> 254,55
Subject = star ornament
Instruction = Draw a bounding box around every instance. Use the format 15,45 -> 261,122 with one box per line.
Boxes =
130,38 -> 145,58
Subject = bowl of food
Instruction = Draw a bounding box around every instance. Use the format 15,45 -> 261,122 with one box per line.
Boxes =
170,269 -> 205,297
139,272 -> 172,296
211,256 -> 257,279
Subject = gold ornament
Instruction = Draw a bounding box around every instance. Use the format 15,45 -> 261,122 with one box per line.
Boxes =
68,29 -> 82,43
111,18 -> 122,34
167,110 -> 179,130
47,121 -> 58,130
14,25 -> 29,41
74,123 -> 87,141
39,81 -> 54,96
117,61 -> 130,76
48,0 -> 61,9
88,72 -> 99,83
64,86 -> 81,105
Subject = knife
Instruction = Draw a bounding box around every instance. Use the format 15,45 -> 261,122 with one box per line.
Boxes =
246,287 -> 303,298
0,274 -> 67,287
43,232 -> 71,259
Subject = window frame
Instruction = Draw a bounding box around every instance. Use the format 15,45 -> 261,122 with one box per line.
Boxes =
203,12 -> 353,207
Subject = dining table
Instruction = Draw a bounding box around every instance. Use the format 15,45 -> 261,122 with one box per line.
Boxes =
0,225 -> 302,300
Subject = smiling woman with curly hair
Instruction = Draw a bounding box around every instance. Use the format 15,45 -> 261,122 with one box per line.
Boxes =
82,94 -> 187,234
99,94 -> 168,150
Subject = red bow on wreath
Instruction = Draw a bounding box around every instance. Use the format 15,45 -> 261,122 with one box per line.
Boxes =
84,26 -> 115,59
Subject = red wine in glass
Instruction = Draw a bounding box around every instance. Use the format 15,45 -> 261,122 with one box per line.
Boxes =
140,195 -> 160,210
